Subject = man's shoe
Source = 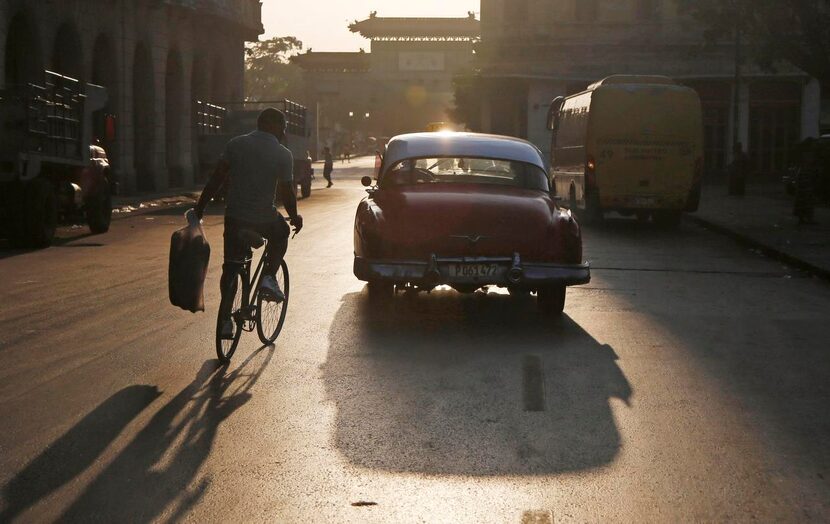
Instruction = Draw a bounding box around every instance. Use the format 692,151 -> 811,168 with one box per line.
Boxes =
259,275 -> 285,303
220,319 -> 235,339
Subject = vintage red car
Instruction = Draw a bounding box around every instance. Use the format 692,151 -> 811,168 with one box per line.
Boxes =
353,132 -> 590,314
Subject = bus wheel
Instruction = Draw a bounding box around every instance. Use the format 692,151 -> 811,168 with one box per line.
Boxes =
654,210 -> 682,228
583,191 -> 603,224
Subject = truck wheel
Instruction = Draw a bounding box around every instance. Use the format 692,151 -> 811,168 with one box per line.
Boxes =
24,179 -> 58,248
537,286 -> 566,316
653,210 -> 682,229
301,180 -> 311,198
86,183 -> 112,234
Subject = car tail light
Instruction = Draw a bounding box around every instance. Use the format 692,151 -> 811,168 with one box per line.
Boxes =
586,155 -> 597,189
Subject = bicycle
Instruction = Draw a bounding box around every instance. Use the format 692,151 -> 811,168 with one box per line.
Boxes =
215,229 -> 289,363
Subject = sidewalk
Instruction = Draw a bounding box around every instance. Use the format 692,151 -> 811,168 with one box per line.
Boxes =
690,183 -> 830,279
111,189 -> 200,218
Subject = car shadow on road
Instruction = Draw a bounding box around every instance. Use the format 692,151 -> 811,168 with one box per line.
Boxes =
322,290 -> 632,475
1,346 -> 273,521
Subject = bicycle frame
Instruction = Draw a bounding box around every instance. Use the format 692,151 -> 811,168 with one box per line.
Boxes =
234,241 -> 269,328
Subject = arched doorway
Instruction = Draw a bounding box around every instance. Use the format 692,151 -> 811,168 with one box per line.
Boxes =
91,33 -> 119,164
133,43 -> 155,192
52,22 -> 84,81
191,54 -> 210,182
4,11 -> 44,87
165,49 -> 184,187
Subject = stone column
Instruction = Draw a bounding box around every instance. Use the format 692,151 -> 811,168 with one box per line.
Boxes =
801,77 -> 821,140
180,52 -> 195,187
152,11 -> 169,192
727,81 -> 750,162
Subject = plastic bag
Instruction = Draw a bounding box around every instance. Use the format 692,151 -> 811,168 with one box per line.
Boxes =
168,209 -> 210,312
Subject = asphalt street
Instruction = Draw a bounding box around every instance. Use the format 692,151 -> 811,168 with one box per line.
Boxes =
1,157 -> 829,522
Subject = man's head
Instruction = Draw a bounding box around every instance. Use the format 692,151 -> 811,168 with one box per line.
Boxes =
258,108 -> 287,140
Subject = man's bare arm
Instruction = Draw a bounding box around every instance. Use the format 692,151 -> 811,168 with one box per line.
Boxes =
194,160 -> 230,219
276,181 -> 303,233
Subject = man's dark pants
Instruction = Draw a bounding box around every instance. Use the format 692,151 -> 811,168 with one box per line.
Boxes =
219,213 -> 290,320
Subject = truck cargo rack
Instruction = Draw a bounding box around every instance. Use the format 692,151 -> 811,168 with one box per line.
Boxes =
0,71 -> 86,162
214,99 -> 308,137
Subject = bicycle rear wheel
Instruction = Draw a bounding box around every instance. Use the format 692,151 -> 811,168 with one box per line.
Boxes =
256,260 -> 289,344
216,273 -> 244,363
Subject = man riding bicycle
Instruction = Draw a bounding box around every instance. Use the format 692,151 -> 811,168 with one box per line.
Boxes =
194,108 -> 303,339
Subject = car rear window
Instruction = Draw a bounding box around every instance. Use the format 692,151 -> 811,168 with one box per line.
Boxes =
382,157 -> 549,191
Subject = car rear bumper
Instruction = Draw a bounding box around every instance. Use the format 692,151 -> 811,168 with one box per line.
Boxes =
354,255 -> 590,287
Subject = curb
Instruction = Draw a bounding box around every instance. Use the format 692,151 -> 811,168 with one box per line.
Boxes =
687,215 -> 830,282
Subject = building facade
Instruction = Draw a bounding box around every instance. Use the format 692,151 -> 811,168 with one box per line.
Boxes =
0,0 -> 262,193
293,13 -> 479,157
476,0 -> 824,179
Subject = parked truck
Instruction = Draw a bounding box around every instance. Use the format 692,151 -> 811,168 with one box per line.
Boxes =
196,100 -> 314,198
0,71 -> 113,247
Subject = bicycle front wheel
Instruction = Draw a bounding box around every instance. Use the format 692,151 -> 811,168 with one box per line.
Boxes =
216,272 -> 244,363
256,260 -> 289,345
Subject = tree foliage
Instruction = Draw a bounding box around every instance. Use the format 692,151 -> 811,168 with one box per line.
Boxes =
677,0 -> 830,84
245,36 -> 305,102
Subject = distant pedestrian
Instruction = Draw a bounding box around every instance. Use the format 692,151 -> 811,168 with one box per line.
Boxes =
323,146 -> 334,188
728,142 -> 749,196
794,138 -> 819,225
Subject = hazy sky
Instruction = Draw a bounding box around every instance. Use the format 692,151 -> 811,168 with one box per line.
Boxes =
261,0 -> 481,52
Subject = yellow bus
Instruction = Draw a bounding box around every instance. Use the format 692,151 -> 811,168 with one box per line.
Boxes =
547,75 -> 703,226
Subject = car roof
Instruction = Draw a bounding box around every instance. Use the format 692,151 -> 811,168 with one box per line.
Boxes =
383,132 -> 546,171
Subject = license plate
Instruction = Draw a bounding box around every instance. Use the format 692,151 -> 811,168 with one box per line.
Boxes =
448,263 -> 501,278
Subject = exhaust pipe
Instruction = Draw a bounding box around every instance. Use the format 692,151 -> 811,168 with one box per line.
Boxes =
507,252 -> 523,284
507,266 -> 523,284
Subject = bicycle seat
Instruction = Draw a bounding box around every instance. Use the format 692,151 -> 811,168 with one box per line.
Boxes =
237,229 -> 265,249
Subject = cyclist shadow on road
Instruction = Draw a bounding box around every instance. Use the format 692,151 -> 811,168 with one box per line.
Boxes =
1,346 -> 274,522
322,290 -> 632,476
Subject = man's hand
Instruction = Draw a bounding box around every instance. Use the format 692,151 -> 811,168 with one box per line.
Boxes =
289,214 -> 303,236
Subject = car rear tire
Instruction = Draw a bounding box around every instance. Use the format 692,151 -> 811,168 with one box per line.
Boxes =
367,280 -> 394,302
537,286 -> 566,316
